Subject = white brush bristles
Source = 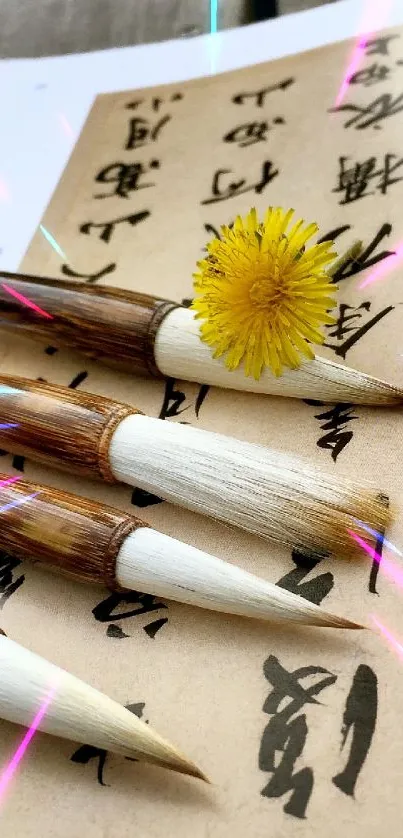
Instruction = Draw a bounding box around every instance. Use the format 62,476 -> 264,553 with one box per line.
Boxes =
109,415 -> 390,559
0,634 -> 205,780
154,307 -> 403,405
116,527 -> 361,628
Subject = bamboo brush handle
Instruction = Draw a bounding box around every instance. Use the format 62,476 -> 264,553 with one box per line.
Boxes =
0,474 -> 145,589
0,373 -> 139,482
0,271 -> 179,376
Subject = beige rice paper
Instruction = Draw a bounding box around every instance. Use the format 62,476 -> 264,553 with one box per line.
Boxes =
0,25 -> 402,837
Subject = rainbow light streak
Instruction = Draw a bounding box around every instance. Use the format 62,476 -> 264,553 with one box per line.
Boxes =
39,225 -> 66,260
210,0 -> 218,33
0,492 -> 40,515
348,529 -> 403,589
1,283 -> 53,320
359,240 -> 403,290
0,684 -> 57,804
0,475 -> 22,489
0,386 -> 23,396
334,0 -> 395,109
370,615 -> 403,662
58,112 -> 75,139
0,424 -> 19,431
352,518 -> 402,556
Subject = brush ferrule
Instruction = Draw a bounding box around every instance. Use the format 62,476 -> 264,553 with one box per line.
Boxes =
0,271 -> 179,377
0,474 -> 146,589
0,373 -> 141,482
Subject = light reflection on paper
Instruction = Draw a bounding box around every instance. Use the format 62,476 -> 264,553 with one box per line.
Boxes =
334,0 -> 396,108
1,283 -> 54,320
58,112 -> 75,139
359,240 -> 403,289
348,529 -> 403,589
0,684 -> 58,805
371,614 -> 403,662
39,224 -> 66,260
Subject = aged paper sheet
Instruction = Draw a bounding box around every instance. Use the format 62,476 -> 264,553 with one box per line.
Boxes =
0,26 -> 403,837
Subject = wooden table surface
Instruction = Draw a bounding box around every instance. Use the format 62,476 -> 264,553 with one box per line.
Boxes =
0,0 -> 332,59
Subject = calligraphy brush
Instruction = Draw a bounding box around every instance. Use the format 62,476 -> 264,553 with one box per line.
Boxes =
0,270 -> 400,405
0,629 -> 206,779
0,473 -> 360,629
0,374 -> 390,559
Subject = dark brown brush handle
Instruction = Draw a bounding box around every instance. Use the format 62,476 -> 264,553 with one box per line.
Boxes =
0,474 -> 145,589
0,271 -> 180,376
0,373 -> 139,482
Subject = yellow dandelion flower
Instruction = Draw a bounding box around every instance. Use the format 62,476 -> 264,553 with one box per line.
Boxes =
192,207 -> 338,379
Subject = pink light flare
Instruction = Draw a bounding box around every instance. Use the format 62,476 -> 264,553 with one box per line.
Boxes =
352,518 -> 402,557
359,239 -> 403,290
334,34 -> 368,109
370,614 -> 403,662
0,179 -> 10,203
0,475 -> 22,489
348,529 -> 403,590
58,112 -> 75,139
1,283 -> 53,320
0,684 -> 57,805
334,0 -> 395,109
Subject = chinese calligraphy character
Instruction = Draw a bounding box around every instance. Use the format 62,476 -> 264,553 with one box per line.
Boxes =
201,161 -> 278,205
276,546 -> 334,606
368,493 -> 389,595
80,211 -> 150,243
0,551 -> 25,609
94,160 -> 160,199
61,262 -> 116,283
318,223 -> 394,283
324,301 -> 394,359
223,119 -> 284,147
333,154 -> 403,203
349,63 -> 391,86
364,35 -> 399,57
92,590 -> 168,639
126,93 -> 183,111
71,702 -> 147,785
68,371 -> 88,390
232,77 -> 294,106
260,657 -> 378,818
330,92 -> 403,130
130,487 -> 164,508
202,220 -> 234,250
158,377 -> 210,422
332,665 -> 377,797
125,116 -> 170,149
259,655 -> 337,818
305,399 -> 358,462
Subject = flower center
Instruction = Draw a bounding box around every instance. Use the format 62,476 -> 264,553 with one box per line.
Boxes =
249,278 -> 284,310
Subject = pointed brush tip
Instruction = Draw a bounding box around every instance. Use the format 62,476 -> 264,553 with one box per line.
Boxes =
323,615 -> 366,630
193,767 -> 211,784
172,760 -> 210,783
